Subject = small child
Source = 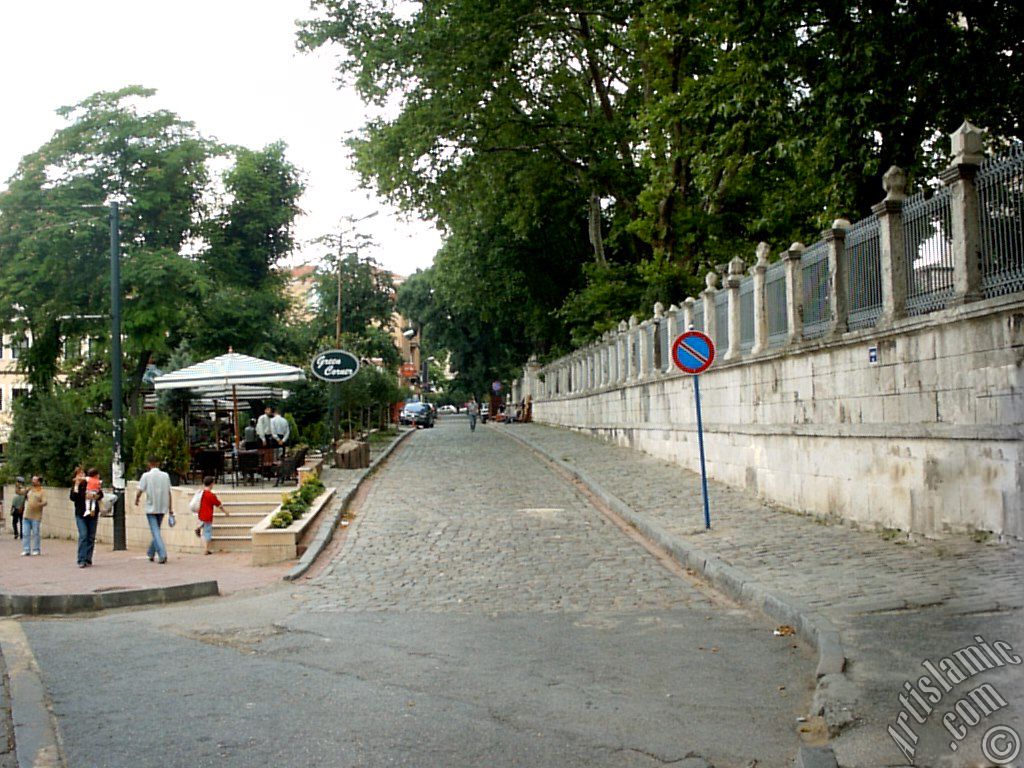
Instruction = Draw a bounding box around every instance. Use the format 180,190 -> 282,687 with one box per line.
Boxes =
85,468 -> 102,517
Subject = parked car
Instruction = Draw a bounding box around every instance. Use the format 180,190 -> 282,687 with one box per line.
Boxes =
480,403 -> 490,423
438,404 -> 457,414
401,402 -> 435,428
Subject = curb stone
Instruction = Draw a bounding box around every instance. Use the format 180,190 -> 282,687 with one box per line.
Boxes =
0,581 -> 219,617
0,620 -> 64,767
284,428 -> 416,581
500,426 -> 853,761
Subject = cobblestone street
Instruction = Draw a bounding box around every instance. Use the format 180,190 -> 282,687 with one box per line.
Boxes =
16,417 -> 817,768
506,422 -> 1024,766
303,421 -> 709,615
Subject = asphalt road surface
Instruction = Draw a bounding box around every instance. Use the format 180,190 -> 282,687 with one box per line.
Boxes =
22,418 -> 814,767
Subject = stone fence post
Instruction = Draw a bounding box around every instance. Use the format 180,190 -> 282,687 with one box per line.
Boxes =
626,316 -> 639,379
943,120 -> 984,304
701,272 -> 718,344
652,302 -> 664,372
874,166 -> 908,325
750,242 -> 770,355
682,298 -> 695,330
725,256 -> 744,360
614,319 -> 622,382
826,219 -> 850,338
784,242 -> 805,345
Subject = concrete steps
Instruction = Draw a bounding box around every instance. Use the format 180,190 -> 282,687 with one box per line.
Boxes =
207,500 -> 279,553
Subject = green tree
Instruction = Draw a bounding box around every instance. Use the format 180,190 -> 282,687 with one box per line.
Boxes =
6,390 -> 107,485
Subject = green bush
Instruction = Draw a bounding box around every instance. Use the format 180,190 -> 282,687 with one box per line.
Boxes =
130,413 -> 189,480
270,510 -> 293,529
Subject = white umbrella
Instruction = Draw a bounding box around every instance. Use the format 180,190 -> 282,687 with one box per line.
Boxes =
153,351 -> 305,452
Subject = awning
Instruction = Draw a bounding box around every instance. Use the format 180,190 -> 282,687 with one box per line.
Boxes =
152,352 -> 304,391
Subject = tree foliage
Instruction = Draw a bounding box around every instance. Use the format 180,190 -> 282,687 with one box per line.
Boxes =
0,87 -> 306,405
301,0 -> 1023,367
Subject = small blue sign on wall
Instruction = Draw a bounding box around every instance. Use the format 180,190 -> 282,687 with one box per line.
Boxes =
868,346 -> 879,365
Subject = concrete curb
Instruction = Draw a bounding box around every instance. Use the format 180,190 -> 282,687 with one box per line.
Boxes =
501,427 -> 853,756
284,428 -> 416,581
0,581 -> 220,617
0,619 -> 64,767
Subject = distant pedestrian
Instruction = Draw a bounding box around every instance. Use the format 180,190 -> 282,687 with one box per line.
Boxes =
135,455 -> 172,564
196,475 -> 227,555
256,406 -> 274,450
22,475 -> 47,556
70,467 -> 101,567
243,419 -> 258,450
270,410 -> 291,457
466,397 -> 479,432
9,476 -> 26,539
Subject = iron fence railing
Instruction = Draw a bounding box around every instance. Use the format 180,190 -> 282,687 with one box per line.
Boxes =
766,260 -> 788,346
690,300 -> 705,333
903,187 -> 955,315
740,275 -> 755,352
714,290 -> 729,351
978,142 -> 1024,298
802,240 -> 830,338
845,215 -> 882,330
658,317 -> 670,372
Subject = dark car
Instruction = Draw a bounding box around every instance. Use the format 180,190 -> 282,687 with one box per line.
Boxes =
401,402 -> 435,428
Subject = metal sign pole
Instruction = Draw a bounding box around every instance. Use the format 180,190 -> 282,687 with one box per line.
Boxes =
693,374 -> 711,530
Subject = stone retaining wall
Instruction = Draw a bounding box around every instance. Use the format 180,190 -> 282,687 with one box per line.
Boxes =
526,295 -> 1023,538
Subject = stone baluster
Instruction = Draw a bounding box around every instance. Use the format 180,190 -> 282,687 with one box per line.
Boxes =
626,316 -> 638,379
783,242 -> 806,345
942,121 -> 984,304
637,320 -> 651,377
874,166 -> 908,325
666,304 -> 680,354
614,321 -> 622,385
826,218 -> 851,337
682,298 -> 695,331
724,256 -> 745,360
652,302 -> 665,372
701,272 -> 718,344
750,242 -> 770,355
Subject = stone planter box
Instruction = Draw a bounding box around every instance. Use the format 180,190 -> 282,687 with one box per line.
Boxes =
250,488 -> 336,566
298,454 -> 325,485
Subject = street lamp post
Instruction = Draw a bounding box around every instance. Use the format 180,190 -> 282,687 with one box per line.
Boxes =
109,201 -> 126,550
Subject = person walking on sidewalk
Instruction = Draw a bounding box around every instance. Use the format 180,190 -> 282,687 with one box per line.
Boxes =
466,397 -> 479,432
9,477 -> 26,539
195,475 -> 227,555
70,466 -> 102,568
135,456 -> 172,564
22,475 -> 47,556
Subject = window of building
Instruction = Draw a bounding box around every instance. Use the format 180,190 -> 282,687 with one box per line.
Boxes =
12,388 -> 29,402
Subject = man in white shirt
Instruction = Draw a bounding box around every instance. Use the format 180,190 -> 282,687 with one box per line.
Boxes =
270,411 -> 290,457
256,406 -> 274,450
134,455 -> 172,564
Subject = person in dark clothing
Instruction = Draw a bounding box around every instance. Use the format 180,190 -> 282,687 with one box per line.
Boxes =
70,466 -> 101,567
9,477 -> 26,538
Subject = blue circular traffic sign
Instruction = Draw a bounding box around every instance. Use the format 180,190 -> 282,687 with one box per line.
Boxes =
671,331 -> 715,375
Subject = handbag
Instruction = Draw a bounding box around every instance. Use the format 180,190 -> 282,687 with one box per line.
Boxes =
168,513 -> 176,527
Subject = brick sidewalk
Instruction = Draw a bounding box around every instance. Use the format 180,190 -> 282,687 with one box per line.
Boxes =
505,423 -> 1024,767
0,535 -> 291,598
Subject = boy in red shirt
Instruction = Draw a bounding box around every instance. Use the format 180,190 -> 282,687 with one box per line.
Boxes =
196,475 -> 227,555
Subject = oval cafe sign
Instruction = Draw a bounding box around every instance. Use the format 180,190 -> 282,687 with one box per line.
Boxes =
311,349 -> 360,383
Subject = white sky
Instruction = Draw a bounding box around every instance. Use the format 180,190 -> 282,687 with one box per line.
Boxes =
0,0 -> 441,278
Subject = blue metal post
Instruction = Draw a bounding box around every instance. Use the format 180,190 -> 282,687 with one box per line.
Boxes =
693,375 -> 711,529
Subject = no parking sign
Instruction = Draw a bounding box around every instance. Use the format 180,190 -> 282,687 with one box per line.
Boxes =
671,331 -> 716,530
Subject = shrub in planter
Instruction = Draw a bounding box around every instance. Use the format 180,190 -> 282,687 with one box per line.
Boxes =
270,510 -> 293,529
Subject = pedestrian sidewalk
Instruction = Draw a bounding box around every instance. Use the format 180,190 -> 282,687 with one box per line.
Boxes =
504,423 -> 1023,768
0,534 -> 291,605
